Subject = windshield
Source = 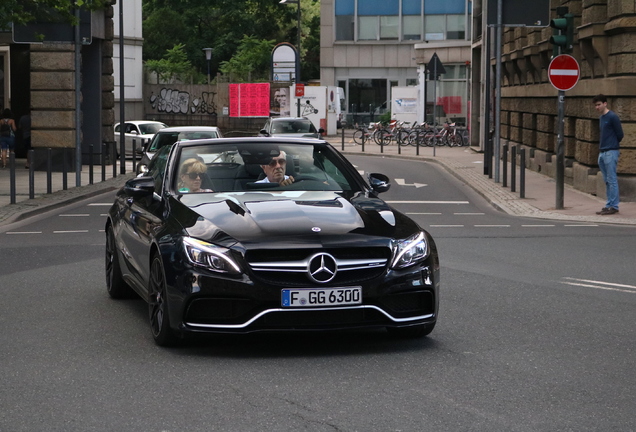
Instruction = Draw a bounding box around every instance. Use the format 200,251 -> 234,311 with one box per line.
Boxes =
272,120 -> 316,134
139,123 -> 167,135
173,142 -> 361,194
149,130 -> 220,152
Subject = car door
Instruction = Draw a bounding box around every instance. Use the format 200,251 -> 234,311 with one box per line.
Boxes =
118,146 -> 171,289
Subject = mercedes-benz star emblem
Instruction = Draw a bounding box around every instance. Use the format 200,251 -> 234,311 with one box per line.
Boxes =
307,253 -> 337,283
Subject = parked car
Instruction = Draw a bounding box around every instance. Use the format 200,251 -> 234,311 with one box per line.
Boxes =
136,126 -> 223,174
259,117 -> 324,139
114,120 -> 168,157
105,137 -> 439,346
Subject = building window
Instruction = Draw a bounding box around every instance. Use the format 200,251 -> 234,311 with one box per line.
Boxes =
358,16 -> 378,40
380,16 -> 399,40
335,0 -> 355,41
403,15 -> 422,40
336,15 -> 355,40
348,79 -> 388,114
335,0 -> 467,42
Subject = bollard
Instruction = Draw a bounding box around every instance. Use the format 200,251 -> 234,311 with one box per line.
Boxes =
9,152 -> 16,204
112,142 -> 117,178
29,150 -> 35,199
511,146 -> 516,193
47,148 -> 53,194
62,148 -> 68,190
132,138 -> 137,173
520,148 -> 526,199
416,130 -> 420,156
102,142 -> 107,182
89,144 -> 94,185
361,127 -> 365,152
502,144 -> 508,188
341,127 -> 345,151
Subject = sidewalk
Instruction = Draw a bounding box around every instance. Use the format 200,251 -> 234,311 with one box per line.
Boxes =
1,135 -> 635,227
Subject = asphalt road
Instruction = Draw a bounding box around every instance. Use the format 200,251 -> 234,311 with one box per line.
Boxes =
1,155 -> 635,431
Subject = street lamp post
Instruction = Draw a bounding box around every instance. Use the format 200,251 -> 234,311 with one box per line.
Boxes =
279,0 -> 301,116
202,48 -> 213,85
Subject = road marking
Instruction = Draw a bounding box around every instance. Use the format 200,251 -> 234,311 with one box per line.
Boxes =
407,212 -> 442,215
88,203 -> 113,206
59,214 -> 90,217
6,231 -> 42,235
430,225 -> 465,228
394,178 -> 427,188
521,224 -> 555,227
560,277 -> 636,294
53,230 -> 89,234
454,212 -> 485,215
386,201 -> 469,204
474,224 -> 510,227
564,224 -> 599,227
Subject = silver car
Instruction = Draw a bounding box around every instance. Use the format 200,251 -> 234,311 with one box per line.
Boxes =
136,126 -> 223,174
259,117 -> 324,139
114,120 -> 168,156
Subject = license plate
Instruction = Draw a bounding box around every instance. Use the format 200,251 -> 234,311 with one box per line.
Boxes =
281,287 -> 362,307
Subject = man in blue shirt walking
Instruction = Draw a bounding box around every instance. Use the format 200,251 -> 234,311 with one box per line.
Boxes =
593,94 -> 623,215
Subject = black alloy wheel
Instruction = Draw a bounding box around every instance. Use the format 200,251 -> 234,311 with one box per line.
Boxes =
105,226 -> 134,299
148,253 -> 179,346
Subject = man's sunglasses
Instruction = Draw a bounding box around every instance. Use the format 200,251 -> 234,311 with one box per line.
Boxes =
186,172 -> 204,179
268,158 -> 286,167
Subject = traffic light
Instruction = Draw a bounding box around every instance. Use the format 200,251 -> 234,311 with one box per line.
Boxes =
550,11 -> 574,56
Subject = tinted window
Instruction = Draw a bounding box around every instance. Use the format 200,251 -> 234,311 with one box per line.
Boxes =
172,143 -> 361,193
147,145 -> 171,191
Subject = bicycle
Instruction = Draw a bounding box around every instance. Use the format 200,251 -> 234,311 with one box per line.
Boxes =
352,123 -> 376,144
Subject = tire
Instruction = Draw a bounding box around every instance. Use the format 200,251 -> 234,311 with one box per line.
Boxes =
380,130 -> 393,146
424,131 -> 436,147
105,226 -> 134,299
453,133 -> 464,147
372,129 -> 384,145
386,323 -> 435,338
352,129 -> 364,144
148,253 -> 180,346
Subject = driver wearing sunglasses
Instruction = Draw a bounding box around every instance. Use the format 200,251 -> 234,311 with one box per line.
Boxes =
256,151 -> 295,186
178,158 -> 213,193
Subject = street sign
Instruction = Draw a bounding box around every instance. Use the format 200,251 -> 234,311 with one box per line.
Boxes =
295,84 -> 305,97
548,54 -> 580,91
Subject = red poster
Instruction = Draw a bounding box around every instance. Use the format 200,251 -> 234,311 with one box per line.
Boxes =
230,83 -> 270,117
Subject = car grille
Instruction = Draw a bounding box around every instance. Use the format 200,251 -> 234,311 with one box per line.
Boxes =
245,247 -> 390,287
185,298 -> 260,324
377,290 -> 435,318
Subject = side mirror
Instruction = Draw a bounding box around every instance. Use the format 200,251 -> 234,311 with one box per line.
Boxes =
368,173 -> 390,193
318,128 -> 325,134
260,129 -> 270,136
124,176 -> 155,198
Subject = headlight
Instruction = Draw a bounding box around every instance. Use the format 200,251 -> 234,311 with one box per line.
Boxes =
391,232 -> 429,269
182,237 -> 241,274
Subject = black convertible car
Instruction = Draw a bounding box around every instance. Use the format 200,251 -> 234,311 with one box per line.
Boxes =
105,137 -> 439,346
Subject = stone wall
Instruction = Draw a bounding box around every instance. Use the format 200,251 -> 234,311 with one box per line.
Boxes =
498,0 -> 636,201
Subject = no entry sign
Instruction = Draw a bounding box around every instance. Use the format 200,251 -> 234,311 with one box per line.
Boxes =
548,54 -> 580,91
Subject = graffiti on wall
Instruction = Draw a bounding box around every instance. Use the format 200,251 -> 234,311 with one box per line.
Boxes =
149,88 -> 217,115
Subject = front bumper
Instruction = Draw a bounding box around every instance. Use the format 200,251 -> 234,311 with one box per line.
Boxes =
167,260 -> 438,334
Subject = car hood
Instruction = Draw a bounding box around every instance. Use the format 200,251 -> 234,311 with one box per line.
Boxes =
174,191 -> 418,248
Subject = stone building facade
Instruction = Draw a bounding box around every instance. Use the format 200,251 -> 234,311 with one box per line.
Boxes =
474,0 -> 636,200
1,5 -> 116,169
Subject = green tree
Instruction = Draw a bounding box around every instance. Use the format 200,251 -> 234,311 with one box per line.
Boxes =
218,35 -> 275,82
145,43 -> 202,84
142,0 -> 320,82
